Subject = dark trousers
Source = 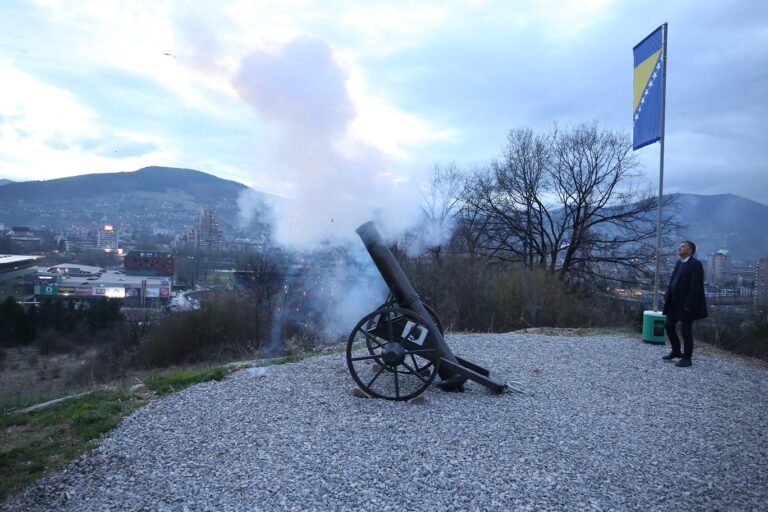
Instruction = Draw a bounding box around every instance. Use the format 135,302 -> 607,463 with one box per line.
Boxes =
665,311 -> 694,358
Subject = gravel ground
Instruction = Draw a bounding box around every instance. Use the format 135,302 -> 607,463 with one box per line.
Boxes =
4,332 -> 768,511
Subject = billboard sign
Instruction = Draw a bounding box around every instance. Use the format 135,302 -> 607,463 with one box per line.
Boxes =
94,287 -> 125,297
39,284 -> 58,296
103,287 -> 126,298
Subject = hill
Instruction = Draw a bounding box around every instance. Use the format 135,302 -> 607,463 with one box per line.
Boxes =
0,166 -> 268,235
0,168 -> 765,261
0,167 -> 246,203
669,193 -> 768,263
0,179 -> 13,187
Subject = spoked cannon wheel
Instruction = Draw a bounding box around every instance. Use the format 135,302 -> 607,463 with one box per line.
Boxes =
347,307 -> 441,401
373,297 -> 445,334
363,301 -> 444,373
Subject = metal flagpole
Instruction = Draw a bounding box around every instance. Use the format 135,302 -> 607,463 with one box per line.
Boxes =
652,22 -> 668,312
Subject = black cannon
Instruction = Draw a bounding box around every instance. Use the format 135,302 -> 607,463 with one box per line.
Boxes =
346,221 -> 507,401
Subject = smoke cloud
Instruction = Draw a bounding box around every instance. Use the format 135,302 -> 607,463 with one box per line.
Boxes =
233,37 -> 432,349
234,37 -> 421,247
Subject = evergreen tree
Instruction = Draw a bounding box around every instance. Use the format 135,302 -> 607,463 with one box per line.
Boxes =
85,298 -> 123,330
0,297 -> 36,345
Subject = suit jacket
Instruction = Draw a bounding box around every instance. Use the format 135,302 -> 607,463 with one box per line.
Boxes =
662,256 -> 708,320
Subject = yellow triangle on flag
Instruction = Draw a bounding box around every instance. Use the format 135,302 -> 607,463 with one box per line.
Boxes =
633,49 -> 661,111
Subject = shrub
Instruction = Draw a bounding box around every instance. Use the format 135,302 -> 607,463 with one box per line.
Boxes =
130,293 -> 266,369
33,330 -> 80,355
401,253 -> 637,332
696,309 -> 768,360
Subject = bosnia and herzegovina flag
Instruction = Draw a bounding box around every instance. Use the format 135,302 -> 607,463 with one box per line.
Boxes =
633,26 -> 664,150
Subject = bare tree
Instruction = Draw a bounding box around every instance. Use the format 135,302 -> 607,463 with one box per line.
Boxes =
460,122 -> 676,288
234,248 -> 286,305
549,122 -> 677,286
460,129 -> 557,266
410,163 -> 466,258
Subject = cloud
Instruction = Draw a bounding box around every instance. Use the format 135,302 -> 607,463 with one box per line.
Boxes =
1,0 -> 766,204
93,138 -> 160,158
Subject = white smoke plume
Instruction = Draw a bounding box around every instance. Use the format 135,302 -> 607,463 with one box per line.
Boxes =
232,37 -> 432,347
234,37 -> 421,248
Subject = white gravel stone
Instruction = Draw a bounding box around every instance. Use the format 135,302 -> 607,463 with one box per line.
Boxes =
4,333 -> 768,511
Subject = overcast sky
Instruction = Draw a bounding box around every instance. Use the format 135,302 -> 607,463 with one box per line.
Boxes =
1,0 -> 766,205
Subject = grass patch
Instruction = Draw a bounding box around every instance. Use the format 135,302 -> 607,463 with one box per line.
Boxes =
258,343 -> 349,367
143,366 -> 235,396
0,390 -> 145,502
0,364 -> 242,503
0,354 -> 332,503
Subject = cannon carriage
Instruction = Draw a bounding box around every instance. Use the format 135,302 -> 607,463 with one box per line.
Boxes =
346,221 -> 507,401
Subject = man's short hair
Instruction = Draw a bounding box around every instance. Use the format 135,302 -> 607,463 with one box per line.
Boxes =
682,240 -> 696,254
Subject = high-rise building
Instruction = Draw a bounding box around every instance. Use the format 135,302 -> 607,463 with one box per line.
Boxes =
755,258 -> 768,309
706,249 -> 732,286
97,224 -> 119,252
187,207 -> 223,251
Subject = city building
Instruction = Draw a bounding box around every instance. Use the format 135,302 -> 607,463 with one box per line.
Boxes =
97,224 -> 119,252
4,227 -> 43,251
62,230 -> 98,251
185,207 -> 224,251
755,258 -> 768,309
0,254 -> 42,299
706,249 -> 732,286
730,263 -> 757,288
34,270 -> 172,308
124,250 -> 175,276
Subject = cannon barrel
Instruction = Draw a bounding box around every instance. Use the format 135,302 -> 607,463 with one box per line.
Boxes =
356,221 -> 461,383
356,221 -> 506,393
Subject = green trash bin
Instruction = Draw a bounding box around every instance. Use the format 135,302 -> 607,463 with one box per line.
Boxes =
642,310 -> 667,344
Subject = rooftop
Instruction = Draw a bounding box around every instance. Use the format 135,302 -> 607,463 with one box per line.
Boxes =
0,254 -> 43,265
46,263 -> 104,275
58,270 -> 170,288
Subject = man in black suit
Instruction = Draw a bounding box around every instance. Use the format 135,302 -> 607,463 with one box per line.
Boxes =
662,240 -> 708,367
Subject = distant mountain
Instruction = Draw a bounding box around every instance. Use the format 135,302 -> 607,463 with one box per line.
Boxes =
0,179 -> 13,186
0,166 -> 247,202
668,193 -> 768,263
0,168 -> 765,262
0,166 -> 271,235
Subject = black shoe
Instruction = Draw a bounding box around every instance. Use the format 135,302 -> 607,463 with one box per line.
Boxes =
675,358 -> 692,367
662,351 -> 683,360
